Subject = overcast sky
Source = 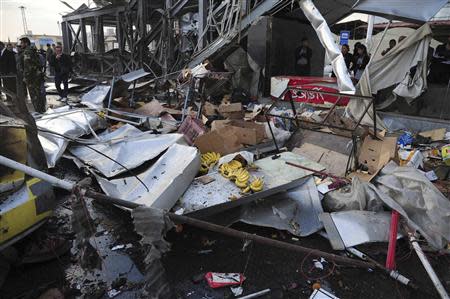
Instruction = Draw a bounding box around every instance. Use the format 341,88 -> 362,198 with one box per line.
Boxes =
0,0 -> 88,41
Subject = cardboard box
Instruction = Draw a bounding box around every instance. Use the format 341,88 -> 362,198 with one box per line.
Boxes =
418,128 -> 446,141
211,120 -> 266,145
203,102 -> 219,116
218,103 -> 242,114
292,143 -> 348,177
194,128 -> 242,155
356,136 -> 397,180
221,111 -> 245,120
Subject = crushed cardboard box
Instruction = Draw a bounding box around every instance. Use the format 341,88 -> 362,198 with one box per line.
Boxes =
203,102 -> 219,116
350,136 -> 397,182
194,128 -> 242,155
218,103 -> 244,119
211,120 -> 266,145
292,143 -> 348,177
418,128 -> 446,141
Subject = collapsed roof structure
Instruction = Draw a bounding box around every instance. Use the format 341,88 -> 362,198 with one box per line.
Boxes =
61,0 -> 358,79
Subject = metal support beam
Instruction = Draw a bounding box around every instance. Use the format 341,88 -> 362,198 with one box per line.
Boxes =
80,18 -> 88,53
61,21 -> 72,54
198,0 -> 208,50
94,16 -> 105,53
189,0 -> 282,67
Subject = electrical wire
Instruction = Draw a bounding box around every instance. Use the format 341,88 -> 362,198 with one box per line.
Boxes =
300,250 -> 336,281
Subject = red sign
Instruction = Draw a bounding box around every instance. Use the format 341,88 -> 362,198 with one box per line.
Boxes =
273,76 -> 350,106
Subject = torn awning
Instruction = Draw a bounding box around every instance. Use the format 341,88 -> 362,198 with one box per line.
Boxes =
352,0 -> 448,23
346,23 -> 433,126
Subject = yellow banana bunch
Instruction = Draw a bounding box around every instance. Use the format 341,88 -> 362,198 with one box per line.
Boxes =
234,168 -> 250,188
201,152 -> 221,166
250,177 -> 264,192
219,160 -> 243,178
199,152 -> 221,174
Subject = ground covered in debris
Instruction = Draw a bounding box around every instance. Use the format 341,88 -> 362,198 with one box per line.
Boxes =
1,160 -> 448,299
2,195 -> 449,299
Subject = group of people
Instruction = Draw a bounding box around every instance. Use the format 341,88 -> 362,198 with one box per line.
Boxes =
295,37 -> 371,82
0,38 -> 72,113
295,34 -> 450,85
330,42 -> 370,82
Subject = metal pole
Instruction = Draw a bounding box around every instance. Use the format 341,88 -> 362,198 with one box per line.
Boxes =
0,155 -> 74,191
386,210 -> 399,270
409,235 -> 450,299
264,114 -> 280,157
237,289 -> 271,299
107,76 -> 115,111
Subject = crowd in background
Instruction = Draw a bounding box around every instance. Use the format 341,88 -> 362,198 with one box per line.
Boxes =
296,35 -> 450,85
0,39 -> 72,113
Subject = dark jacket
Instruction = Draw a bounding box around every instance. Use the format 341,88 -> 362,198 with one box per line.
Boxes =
351,54 -> 370,72
343,52 -> 353,69
49,53 -> 72,75
0,49 -> 17,75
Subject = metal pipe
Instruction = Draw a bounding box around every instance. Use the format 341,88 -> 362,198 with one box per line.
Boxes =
386,210 -> 400,270
107,76 -> 115,111
285,161 -> 350,182
0,155 -> 74,191
168,212 -> 373,269
237,289 -> 271,299
347,247 -> 417,290
409,235 -> 450,299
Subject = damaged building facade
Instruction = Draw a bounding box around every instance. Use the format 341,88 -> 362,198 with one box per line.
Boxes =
61,0 -> 357,94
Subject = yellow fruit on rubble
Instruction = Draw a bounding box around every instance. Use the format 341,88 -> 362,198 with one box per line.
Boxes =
235,178 -> 248,188
241,186 -> 251,194
199,163 -> 209,174
200,152 -> 221,174
228,160 -> 242,170
250,177 -> 264,192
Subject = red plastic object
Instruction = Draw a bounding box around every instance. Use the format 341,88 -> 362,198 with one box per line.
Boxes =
386,210 -> 400,270
272,76 -> 350,106
204,272 -> 246,288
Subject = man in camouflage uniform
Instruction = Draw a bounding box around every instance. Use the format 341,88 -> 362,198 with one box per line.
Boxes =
18,37 -> 46,113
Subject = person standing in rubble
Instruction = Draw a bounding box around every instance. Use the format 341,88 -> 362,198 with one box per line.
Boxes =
18,37 -> 46,113
295,38 -> 312,76
0,41 -> 17,102
351,44 -> 370,82
49,45 -> 72,101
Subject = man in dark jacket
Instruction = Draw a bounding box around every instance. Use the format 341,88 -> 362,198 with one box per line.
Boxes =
295,38 -> 312,76
49,45 -> 72,101
0,41 -> 17,101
